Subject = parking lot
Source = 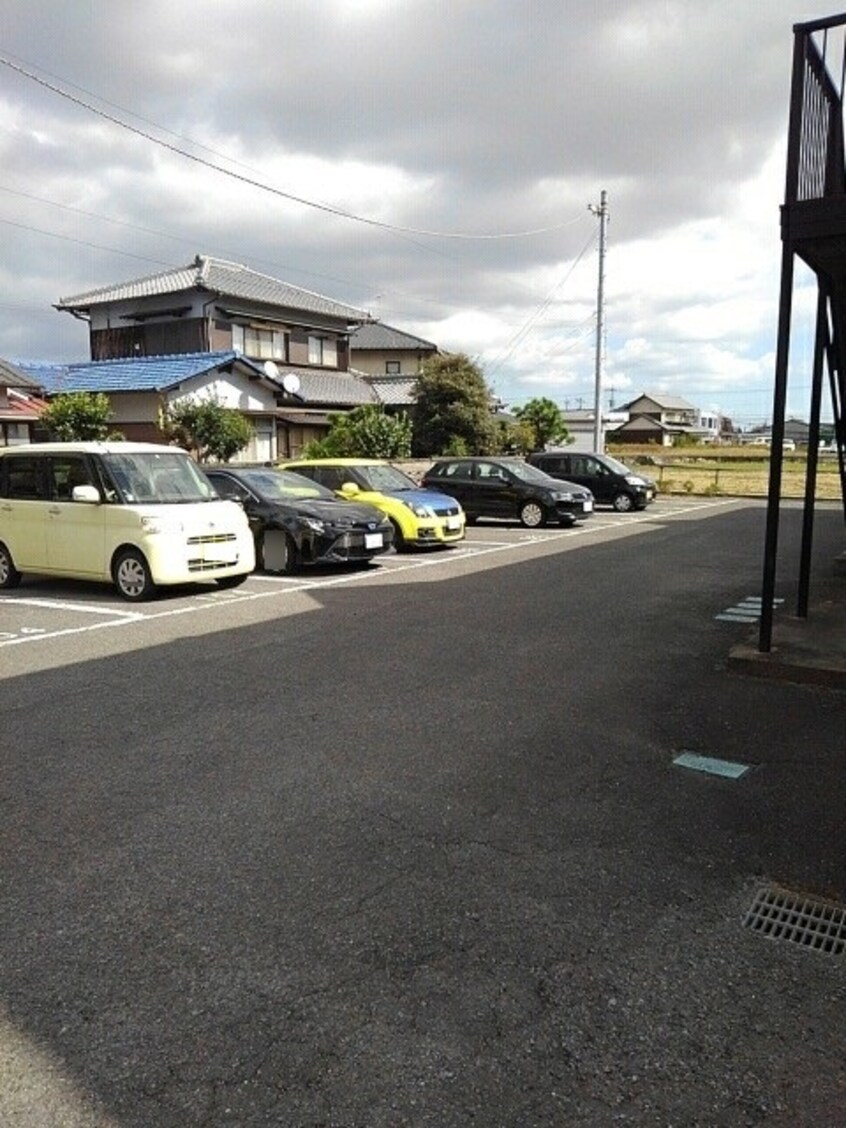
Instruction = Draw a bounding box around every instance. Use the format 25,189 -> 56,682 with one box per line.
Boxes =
1,497 -> 739,671
3,494 -> 846,1126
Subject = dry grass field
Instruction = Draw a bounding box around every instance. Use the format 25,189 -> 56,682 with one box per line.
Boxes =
400,448 -> 843,502
609,444 -> 843,501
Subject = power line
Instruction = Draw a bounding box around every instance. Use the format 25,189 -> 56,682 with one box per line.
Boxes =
0,51 -> 586,242
487,230 -> 598,377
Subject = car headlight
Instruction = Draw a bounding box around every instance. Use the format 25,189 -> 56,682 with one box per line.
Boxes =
402,499 -> 436,518
625,475 -> 647,486
552,490 -> 575,502
303,517 -> 326,533
140,515 -> 184,535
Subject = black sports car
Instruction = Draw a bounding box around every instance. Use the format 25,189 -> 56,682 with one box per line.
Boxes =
204,467 -> 393,574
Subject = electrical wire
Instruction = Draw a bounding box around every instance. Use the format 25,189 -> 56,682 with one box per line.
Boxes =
0,51 -> 586,242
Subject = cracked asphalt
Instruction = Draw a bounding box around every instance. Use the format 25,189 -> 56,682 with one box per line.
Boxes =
1,500 -> 844,1126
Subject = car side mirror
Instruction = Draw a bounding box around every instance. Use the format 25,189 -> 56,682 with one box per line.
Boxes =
72,484 -> 101,504
340,482 -> 360,496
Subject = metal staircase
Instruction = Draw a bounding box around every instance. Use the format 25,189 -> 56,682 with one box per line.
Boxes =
760,13 -> 846,651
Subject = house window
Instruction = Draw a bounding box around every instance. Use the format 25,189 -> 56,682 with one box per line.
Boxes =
308,335 -> 324,365
1,422 -> 30,447
385,361 -> 401,374
232,324 -> 287,361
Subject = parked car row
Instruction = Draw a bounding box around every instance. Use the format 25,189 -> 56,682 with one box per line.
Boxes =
280,458 -> 466,549
204,466 -> 394,574
0,444 -> 651,602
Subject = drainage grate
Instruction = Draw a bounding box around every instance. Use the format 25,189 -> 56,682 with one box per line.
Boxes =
743,885 -> 846,956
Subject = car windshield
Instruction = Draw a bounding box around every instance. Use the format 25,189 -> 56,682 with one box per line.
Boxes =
103,451 -> 217,504
601,455 -> 635,475
237,469 -> 335,501
353,464 -> 418,491
508,461 -> 561,484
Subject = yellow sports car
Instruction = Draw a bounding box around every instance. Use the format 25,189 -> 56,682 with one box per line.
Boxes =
280,459 -> 466,550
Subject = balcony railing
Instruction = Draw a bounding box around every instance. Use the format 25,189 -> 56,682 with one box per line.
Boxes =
787,14 -> 846,204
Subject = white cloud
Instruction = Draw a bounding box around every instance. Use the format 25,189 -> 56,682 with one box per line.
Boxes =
0,0 -> 835,425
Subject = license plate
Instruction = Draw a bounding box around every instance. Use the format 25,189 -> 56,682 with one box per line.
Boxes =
582,500 -> 593,513
445,515 -> 461,530
365,533 -> 383,549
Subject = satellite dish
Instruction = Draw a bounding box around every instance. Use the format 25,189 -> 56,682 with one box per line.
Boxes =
263,360 -> 280,380
282,373 -> 301,395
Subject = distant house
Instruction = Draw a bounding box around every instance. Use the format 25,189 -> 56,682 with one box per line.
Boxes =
613,392 -> 711,445
349,322 -> 438,377
557,408 -> 628,452
743,418 -> 814,447
0,359 -> 48,446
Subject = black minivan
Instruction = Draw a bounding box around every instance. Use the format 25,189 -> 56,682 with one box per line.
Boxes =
527,451 -> 656,512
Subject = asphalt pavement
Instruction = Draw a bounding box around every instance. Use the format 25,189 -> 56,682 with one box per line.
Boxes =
1,500 -> 844,1126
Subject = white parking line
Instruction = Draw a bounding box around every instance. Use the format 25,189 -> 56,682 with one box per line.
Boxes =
2,596 -> 143,619
0,500 -> 744,649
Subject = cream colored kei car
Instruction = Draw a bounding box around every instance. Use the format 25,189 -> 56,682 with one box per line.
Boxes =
0,442 -> 255,601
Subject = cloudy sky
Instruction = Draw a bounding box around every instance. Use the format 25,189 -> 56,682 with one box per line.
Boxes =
0,0 -> 835,426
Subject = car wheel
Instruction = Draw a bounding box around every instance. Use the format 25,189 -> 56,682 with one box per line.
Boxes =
113,548 -> 156,601
612,492 -> 634,512
519,500 -> 547,528
465,514 -> 479,525
262,529 -> 300,575
390,519 -> 409,553
215,573 -> 249,590
0,541 -> 22,590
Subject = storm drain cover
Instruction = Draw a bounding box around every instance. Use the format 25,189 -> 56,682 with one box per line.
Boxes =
743,885 -> 846,956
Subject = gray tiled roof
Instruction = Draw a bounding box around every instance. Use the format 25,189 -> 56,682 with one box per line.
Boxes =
287,370 -> 377,406
621,392 -> 697,412
350,322 -> 437,351
0,357 -> 42,389
57,255 -> 372,323
368,377 -> 417,406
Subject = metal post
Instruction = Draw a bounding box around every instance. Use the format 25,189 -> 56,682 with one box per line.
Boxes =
797,284 -> 829,617
590,190 -> 609,453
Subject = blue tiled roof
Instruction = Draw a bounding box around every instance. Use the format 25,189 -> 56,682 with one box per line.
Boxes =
13,351 -> 263,394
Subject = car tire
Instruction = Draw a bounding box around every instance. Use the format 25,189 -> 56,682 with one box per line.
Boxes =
113,548 -> 156,602
390,519 -> 409,553
0,541 -> 22,590
465,514 -> 479,525
519,500 -> 547,528
262,529 -> 300,575
612,492 -> 635,512
215,573 -> 249,590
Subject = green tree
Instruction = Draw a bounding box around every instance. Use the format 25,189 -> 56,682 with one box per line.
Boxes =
39,391 -> 121,441
303,405 -> 412,459
494,416 -> 536,455
513,397 -> 569,451
159,397 -> 253,463
412,352 -> 496,456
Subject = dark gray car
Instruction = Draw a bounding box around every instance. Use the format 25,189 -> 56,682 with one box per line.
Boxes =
421,457 -> 593,528
205,467 -> 394,574
527,451 -> 656,512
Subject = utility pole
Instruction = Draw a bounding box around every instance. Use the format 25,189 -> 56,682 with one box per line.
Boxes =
589,190 -> 609,453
